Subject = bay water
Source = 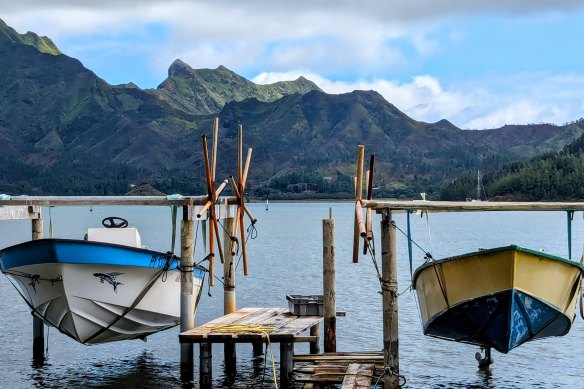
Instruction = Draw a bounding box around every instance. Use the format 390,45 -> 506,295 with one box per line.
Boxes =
1,202 -> 584,388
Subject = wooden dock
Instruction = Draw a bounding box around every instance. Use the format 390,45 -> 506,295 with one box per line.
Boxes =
179,307 -> 323,388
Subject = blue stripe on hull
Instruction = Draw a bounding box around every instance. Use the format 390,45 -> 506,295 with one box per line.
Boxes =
424,290 -> 571,353
0,239 -> 205,279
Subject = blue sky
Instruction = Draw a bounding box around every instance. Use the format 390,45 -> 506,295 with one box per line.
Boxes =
4,1 -> 584,129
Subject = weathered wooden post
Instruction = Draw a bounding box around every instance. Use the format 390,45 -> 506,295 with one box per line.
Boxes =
180,205 -> 195,381
280,341 -> 294,388
31,213 -> 44,365
309,324 -> 320,354
223,216 -> 237,373
381,209 -> 399,388
323,207 -> 336,352
200,342 -> 213,388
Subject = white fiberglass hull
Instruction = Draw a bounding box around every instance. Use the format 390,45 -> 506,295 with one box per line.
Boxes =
1,239 -> 205,344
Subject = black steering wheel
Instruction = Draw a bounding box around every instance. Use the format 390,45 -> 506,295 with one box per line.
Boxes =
102,216 -> 129,229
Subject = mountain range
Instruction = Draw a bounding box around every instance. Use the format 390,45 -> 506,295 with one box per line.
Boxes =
1,18 -> 583,198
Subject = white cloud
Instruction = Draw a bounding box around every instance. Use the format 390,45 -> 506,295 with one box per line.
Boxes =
4,1 -> 584,129
253,71 -> 584,130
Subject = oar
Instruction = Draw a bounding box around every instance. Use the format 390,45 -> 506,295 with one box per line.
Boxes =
241,148 -> 253,189
363,155 -> 375,255
196,180 -> 229,218
211,117 -> 219,182
353,145 -> 365,263
243,204 -> 257,224
202,135 -> 225,286
210,125 -> 225,265
238,129 -> 254,275
201,134 -> 215,286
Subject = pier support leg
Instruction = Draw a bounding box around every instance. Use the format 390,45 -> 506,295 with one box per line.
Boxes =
223,217 -> 237,374
200,343 -> 213,389
323,213 -> 336,352
280,341 -> 294,389
252,341 -> 264,358
310,323 -> 320,354
31,217 -> 45,366
180,206 -> 195,382
381,210 -> 399,389
32,314 -> 45,366
224,342 -> 236,375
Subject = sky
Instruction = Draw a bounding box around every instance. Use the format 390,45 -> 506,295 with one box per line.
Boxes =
4,1 -> 584,130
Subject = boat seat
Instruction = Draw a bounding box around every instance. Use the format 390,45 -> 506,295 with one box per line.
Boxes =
86,228 -> 142,248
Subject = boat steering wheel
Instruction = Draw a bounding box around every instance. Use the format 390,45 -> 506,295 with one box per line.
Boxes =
102,216 -> 129,229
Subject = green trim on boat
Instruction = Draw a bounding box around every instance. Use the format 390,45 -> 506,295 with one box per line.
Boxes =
413,245 -> 584,285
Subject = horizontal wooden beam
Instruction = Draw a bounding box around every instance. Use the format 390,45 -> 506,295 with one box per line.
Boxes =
363,199 -> 584,212
0,195 -> 238,207
0,206 -> 40,220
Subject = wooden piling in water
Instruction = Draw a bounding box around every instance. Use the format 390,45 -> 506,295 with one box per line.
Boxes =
31,216 -> 45,365
200,342 -> 213,388
280,341 -> 294,388
180,206 -> 195,381
381,210 -> 399,388
310,323 -> 320,354
323,209 -> 336,352
223,216 -> 237,373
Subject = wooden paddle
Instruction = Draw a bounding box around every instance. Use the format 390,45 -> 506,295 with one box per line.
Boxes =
227,124 -> 254,276
353,145 -> 365,262
363,154 -> 375,255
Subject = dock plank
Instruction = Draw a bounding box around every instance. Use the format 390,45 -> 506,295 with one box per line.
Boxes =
340,363 -> 374,389
180,308 -> 323,343
294,352 -> 384,385
294,352 -> 384,363
179,307 -> 261,340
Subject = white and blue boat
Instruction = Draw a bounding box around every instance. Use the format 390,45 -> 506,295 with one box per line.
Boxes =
0,217 -> 206,345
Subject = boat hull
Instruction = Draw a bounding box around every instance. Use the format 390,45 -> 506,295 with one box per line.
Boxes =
0,239 -> 205,344
413,245 -> 583,353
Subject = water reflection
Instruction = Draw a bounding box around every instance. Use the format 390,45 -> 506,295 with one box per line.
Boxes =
28,351 -> 181,388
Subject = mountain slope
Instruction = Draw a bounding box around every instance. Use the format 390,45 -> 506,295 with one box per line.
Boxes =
217,90 -> 583,197
151,60 -> 321,114
0,18 -> 582,198
453,122 -> 584,201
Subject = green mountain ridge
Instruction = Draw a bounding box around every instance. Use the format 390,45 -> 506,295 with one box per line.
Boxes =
0,18 -> 582,199
151,59 -> 322,115
0,18 -> 61,55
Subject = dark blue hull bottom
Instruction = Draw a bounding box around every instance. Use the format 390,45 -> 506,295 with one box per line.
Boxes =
424,289 -> 572,353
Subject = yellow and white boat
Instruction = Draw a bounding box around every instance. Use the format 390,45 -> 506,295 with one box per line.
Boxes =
413,245 -> 583,353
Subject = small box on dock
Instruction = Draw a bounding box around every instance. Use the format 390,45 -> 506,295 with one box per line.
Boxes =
286,295 -> 324,316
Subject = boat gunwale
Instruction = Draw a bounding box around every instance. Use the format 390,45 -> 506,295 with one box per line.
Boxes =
0,238 -> 206,275
412,244 -> 584,287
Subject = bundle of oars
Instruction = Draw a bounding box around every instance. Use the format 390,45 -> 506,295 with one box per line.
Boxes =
353,145 -> 375,263
200,118 -> 256,285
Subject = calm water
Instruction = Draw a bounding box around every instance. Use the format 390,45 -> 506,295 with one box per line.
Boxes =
1,203 -> 584,388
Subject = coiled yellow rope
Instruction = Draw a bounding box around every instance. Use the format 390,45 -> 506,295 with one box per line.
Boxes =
213,324 -> 278,389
